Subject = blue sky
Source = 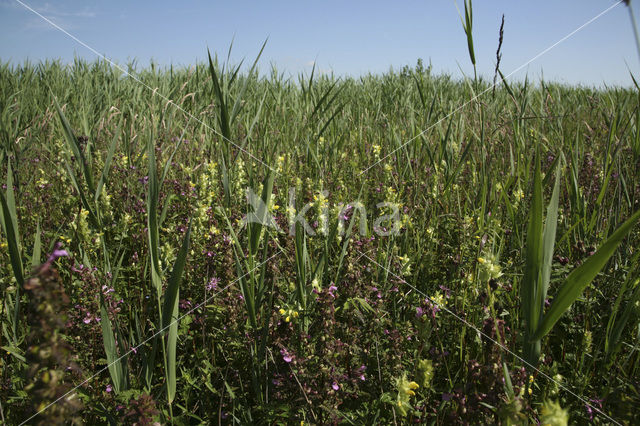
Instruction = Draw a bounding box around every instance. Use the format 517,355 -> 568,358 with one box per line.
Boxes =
1,0 -> 638,87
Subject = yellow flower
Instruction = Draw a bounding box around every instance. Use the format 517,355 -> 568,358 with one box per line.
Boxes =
395,373 -> 419,416
478,252 -> 503,282
540,400 -> 569,426
279,308 -> 286,315
417,359 -> 434,389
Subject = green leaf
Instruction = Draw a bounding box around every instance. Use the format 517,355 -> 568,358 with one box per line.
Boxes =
248,170 -> 275,255
161,221 -> 191,404
0,162 -> 24,286
31,220 -> 41,270
161,222 -> 192,331
207,49 -> 231,142
100,300 -> 126,394
54,98 -> 95,195
532,208 -> 640,341
464,0 -> 476,66
94,119 -> 122,204
521,146 -> 549,367
146,136 -> 162,295
1,345 -> 25,363
522,148 -> 543,335
539,161 -> 561,312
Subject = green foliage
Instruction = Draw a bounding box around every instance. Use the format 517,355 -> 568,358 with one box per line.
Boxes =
1,56 -> 639,424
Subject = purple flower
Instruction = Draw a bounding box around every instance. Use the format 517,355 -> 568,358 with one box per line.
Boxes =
586,398 -> 604,421
357,365 -> 366,381
46,242 -> 68,263
206,277 -> 220,291
332,381 -> 339,391
281,348 -> 293,363
106,384 -> 112,393
328,283 -> 338,298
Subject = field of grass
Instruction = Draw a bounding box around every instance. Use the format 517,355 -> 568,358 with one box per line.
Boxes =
1,42 -> 640,424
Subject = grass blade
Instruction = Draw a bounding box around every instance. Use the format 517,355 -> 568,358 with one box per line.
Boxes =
539,160 -> 561,312
249,171 -> 275,255
31,220 -> 41,271
100,296 -> 127,394
0,162 -> 24,287
147,136 -> 162,295
94,119 -> 122,204
522,146 -> 543,365
532,208 -> 640,341
54,98 -> 95,195
162,221 -> 191,404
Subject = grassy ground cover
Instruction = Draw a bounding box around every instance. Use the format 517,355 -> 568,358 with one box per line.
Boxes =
1,51 -> 640,424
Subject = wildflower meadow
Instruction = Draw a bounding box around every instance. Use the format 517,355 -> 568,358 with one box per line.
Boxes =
2,1 -> 640,424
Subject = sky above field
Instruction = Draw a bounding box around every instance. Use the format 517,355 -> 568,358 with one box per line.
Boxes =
0,0 -> 639,87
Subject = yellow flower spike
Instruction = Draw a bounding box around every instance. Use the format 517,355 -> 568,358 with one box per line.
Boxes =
408,381 -> 419,390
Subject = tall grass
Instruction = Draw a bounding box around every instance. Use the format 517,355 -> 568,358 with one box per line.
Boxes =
0,54 -> 639,423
